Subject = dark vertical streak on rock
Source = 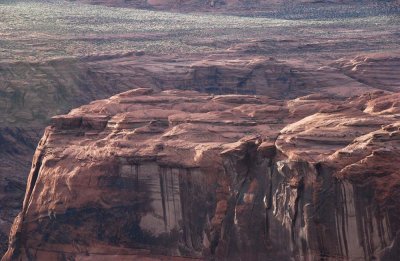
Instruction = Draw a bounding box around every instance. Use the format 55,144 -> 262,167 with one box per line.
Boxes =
186,169 -> 199,251
377,210 -> 387,247
166,169 -> 171,228
159,169 -> 167,230
336,182 -> 348,257
135,164 -> 139,191
355,188 -> 368,259
170,168 -> 177,227
340,183 -> 349,257
291,181 -> 302,257
179,169 -> 193,250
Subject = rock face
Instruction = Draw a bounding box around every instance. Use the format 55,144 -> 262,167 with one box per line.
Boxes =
0,127 -> 41,254
2,0 -> 399,247
333,53 -> 400,93
2,51 -> 397,255
3,89 -> 400,260
1,0 -> 399,256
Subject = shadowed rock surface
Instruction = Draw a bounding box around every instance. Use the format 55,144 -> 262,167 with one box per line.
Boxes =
3,89 -> 399,260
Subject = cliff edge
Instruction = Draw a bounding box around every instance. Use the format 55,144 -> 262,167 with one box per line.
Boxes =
3,89 -> 400,260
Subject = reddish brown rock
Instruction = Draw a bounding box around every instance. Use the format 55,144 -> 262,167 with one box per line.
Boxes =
3,89 -> 400,260
333,53 -> 400,93
2,51 -> 393,254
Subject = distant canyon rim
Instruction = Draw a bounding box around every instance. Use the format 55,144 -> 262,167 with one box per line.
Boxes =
0,0 -> 400,260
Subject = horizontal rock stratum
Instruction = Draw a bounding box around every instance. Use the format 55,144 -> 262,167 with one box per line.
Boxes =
3,88 -> 400,260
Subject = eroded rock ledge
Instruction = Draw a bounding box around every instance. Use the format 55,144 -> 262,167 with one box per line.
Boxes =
3,89 -> 400,260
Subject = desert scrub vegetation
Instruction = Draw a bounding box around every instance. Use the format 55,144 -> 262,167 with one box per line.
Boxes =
0,0 -> 399,61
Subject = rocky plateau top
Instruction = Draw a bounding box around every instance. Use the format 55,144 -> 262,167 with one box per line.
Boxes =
3,88 -> 400,260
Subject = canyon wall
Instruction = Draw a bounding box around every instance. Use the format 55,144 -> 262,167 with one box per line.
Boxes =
0,53 -> 303,252
3,89 -> 399,260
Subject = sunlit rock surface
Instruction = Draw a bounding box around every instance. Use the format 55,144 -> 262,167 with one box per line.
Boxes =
3,89 -> 399,260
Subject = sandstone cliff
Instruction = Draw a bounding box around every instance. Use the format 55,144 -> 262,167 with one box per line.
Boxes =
3,89 -> 399,260
2,0 -> 399,250
2,52 -> 391,248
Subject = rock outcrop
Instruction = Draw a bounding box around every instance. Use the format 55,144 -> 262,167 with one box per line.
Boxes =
3,89 -> 400,260
1,0 -> 399,256
333,53 -> 400,93
2,50 -> 397,255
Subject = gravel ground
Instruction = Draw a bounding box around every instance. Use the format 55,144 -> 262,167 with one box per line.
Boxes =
0,0 -> 399,61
